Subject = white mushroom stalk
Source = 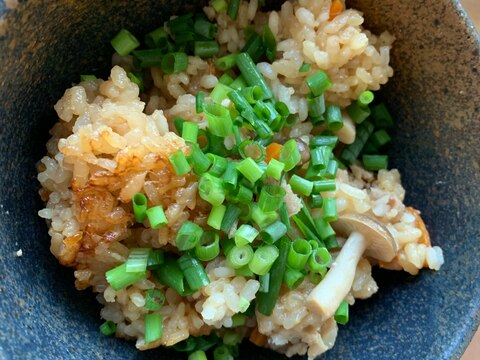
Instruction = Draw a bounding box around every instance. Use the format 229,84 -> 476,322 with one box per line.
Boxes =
307,214 -> 398,319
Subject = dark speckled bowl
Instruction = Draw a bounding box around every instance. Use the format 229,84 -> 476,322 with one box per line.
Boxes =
0,0 -> 479,359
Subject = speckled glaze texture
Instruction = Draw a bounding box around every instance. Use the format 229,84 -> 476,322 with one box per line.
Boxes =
0,0 -> 478,359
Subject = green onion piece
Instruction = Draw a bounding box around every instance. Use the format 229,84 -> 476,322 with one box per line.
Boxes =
178,253 -> 210,291
172,337 -> 197,353
258,185 -> 286,212
324,235 -> 339,250
229,75 -> 247,90
211,0 -> 228,12
133,49 -> 164,68
221,237 -> 236,255
227,0 -> 241,20
278,202 -> 291,230
145,289 -> 166,310
132,193 -> 148,223
358,90 -> 374,107
310,135 -> 338,149
323,159 -> 339,179
287,239 -> 312,270
176,221 -> 204,251
227,245 -> 254,269
241,86 -> 264,104
248,245 -> 279,275
174,117 -> 184,134
161,52 -> 188,74
309,239 -> 319,250
80,75 -> 97,82
299,63 -> 311,73
236,52 -> 273,100
289,174 -> 314,196
147,249 -> 164,269
256,237 -> 289,315
126,248 -> 150,273
99,321 -> 116,336
221,204 -> 242,233
322,198 -> 337,221
228,89 -> 254,114
263,25 -> 277,62
306,71 -> 332,96
238,140 -> 266,162
196,92 -> 205,114
235,224 -> 259,247
153,255 -> 186,295
194,19 -> 217,39
189,144 -> 212,175
266,158 -> 285,180
235,264 -> 254,277
309,194 -> 323,208
168,14 -> 194,34
292,215 -> 322,244
144,313 -> 163,344
206,153 -> 228,177
251,117 -> 274,139
106,263 -> 146,291
197,129 -> 210,152
182,122 -> 199,144
315,217 -> 336,240
229,185 -> 254,205
195,40 -> 220,57
223,162 -> 238,190
146,205 -> 168,229
111,29 -> 140,56
199,173 -> 225,206
326,104 -> 343,131
231,314 -> 247,327
340,120 -> 375,164
127,71 -> 144,91
195,231 -> 221,261
236,157 -> 264,183
169,150 -> 191,175
310,145 -> 332,170
370,129 -> 391,148
309,247 -> 332,273
216,53 -> 238,72
208,205 -> 227,230
334,300 -> 349,325
213,345 -> 234,360
259,273 -> 270,293
145,26 -> 169,49
279,139 -> 301,172
189,350 -> 208,360
284,267 -> 305,290
261,221 -> 288,244
362,154 -> 388,170
371,103 -> 394,129
219,73 -> 235,85
307,93 -> 326,118
242,31 -> 265,63
204,103 -> 233,137
251,205 -> 278,228
174,31 -> 195,45
254,101 -> 279,124
347,101 -> 371,124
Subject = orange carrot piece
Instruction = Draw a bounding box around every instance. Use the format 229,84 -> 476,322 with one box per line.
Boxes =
407,207 -> 431,247
249,327 -> 267,347
329,0 -> 344,21
265,143 -> 283,163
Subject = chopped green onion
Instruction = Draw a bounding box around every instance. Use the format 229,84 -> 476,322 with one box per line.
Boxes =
221,204 -> 242,233
287,239 -> 312,270
228,89 -> 253,114
99,321 -> 116,336
279,203 -> 291,230
216,53 -> 238,71
213,345 -> 234,360
174,32 -> 195,45
323,159 -> 339,179
189,144 -> 212,175
145,289 -> 166,310
178,253 -> 210,291
313,179 -> 336,193
362,154 -> 388,170
340,120 -> 374,164
258,185 -> 286,212
309,239 -> 319,250
236,52 -> 273,100
310,146 -> 332,170
146,205 -> 168,229
127,71 -> 144,91
261,221 -> 288,244
236,157 -> 264,183
256,237 -> 289,316
204,103 -> 233,137
229,185 -> 254,204
289,175 -> 313,196
147,249 -> 164,269
263,25 -> 277,62
221,237 -> 236,255
176,221 -> 204,251
199,173 -> 225,206
266,158 -> 285,180
223,162 -> 238,190
208,204 -> 227,230
80,75 -> 97,82
106,263 -> 146,291
195,231 -> 221,261
211,0 -> 228,12
206,153 -> 228,177
299,63 -> 311,73
145,26 -> 169,49
308,247 -> 332,273
334,300 -> 349,325
126,248 -> 150,273
307,93 -> 326,118
174,117 -> 184,134
306,71 -> 332,96
279,139 -> 301,172
182,122 -> 199,144
132,193 -> 148,223
168,14 -> 194,34
111,29 -> 140,56
229,75 -> 247,90
370,129 -> 391,148
248,245 -> 279,275
194,19 -> 217,39
251,205 -> 278,228
161,52 -> 188,74
358,90 -> 374,107
219,73 -> 235,86
169,150 -> 191,175
371,103 -> 394,129
231,314 -> 247,327
133,49 -> 164,68
227,0 -> 241,20
259,273 -> 270,292
284,267 -> 305,289
153,255 -> 187,295
242,31 -> 264,63
196,92 -> 205,114
347,102 -> 371,124
144,313 -> 163,344
309,194 -> 323,208
326,104 -> 343,131
322,197 -> 337,221
241,86 -> 264,104
195,40 -> 220,57
315,218 -> 336,240
238,140 -> 266,162
235,224 -> 259,247
251,117 -> 274,139
189,350 -> 208,360
235,265 -> 254,277
310,135 -> 338,149
324,235 -> 339,250
227,245 -> 254,269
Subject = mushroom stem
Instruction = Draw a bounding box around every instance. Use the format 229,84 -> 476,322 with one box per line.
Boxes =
307,231 -> 367,319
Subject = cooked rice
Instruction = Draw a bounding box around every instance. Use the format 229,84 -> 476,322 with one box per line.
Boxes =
37,0 -> 443,359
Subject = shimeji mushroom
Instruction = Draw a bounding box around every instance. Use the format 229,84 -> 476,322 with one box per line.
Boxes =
307,214 -> 399,319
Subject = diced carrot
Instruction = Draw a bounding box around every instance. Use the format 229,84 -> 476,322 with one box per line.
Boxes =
265,143 -> 283,163
329,0 -> 344,21
407,207 -> 431,247
249,327 -> 267,347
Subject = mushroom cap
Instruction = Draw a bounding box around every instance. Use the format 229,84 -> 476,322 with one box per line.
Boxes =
331,214 -> 398,262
